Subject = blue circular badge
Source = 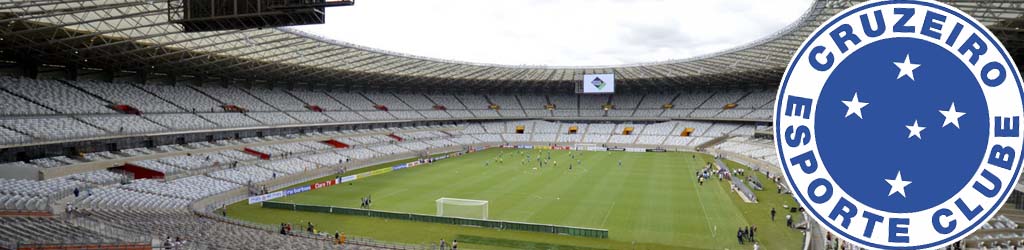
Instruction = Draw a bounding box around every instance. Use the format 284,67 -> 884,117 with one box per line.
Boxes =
775,0 -> 1024,249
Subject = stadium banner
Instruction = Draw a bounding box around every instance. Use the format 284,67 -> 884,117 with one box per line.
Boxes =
309,179 -> 339,191
624,148 -> 645,153
586,147 -> 607,152
535,146 -> 551,150
646,148 -> 667,152
606,148 -> 626,152
339,175 -> 357,183
247,191 -> 285,204
393,163 -> 411,170
581,74 -> 615,94
284,186 -> 311,196
368,167 -> 393,177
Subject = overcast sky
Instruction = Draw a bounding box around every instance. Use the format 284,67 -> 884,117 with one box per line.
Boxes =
294,0 -> 812,66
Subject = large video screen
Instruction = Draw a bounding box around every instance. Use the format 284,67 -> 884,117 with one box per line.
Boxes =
581,74 -> 615,94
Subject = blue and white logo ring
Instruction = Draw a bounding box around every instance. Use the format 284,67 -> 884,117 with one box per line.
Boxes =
775,0 -> 1024,249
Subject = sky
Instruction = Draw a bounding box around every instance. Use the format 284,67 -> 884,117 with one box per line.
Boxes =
294,0 -> 812,67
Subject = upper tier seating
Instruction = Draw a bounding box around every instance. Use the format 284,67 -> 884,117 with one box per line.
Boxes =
145,113 -> 219,130
612,94 -> 643,109
135,84 -> 223,112
488,95 -> 522,110
246,88 -> 308,111
0,77 -> 113,114
426,94 -> 466,109
0,88 -> 55,116
288,90 -> 347,110
0,117 -> 106,140
247,112 -> 300,125
73,81 -> 182,113
287,111 -> 333,123
552,94 -> 577,109
457,94 -> 490,109
194,86 -> 276,112
517,95 -> 548,109
0,78 -> 784,146
0,126 -> 32,145
580,95 -> 608,109
672,92 -> 713,109
364,93 -> 412,110
633,109 -> 663,117
419,110 -> 452,119
700,91 -> 745,109
324,111 -> 365,122
78,115 -> 167,134
199,113 -> 263,128
638,94 -> 676,109
735,90 -> 775,109
327,92 -> 376,110
447,110 -> 474,118
395,94 -> 437,110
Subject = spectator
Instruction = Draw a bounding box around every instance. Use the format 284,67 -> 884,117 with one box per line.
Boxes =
439,238 -> 446,249
786,214 -> 793,228
770,208 -> 776,222
73,187 -> 80,197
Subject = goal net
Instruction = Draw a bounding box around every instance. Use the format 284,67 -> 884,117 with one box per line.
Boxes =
436,198 -> 488,220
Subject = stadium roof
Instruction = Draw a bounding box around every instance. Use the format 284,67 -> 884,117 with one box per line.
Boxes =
1,0 -> 1023,90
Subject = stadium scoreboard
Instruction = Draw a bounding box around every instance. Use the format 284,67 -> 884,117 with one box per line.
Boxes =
577,74 -> 615,94
171,0 -> 355,32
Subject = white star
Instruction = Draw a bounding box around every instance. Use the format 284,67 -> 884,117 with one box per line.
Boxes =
939,102 -> 966,129
906,120 -> 926,139
885,171 -> 912,197
841,92 -> 869,119
894,54 -> 921,81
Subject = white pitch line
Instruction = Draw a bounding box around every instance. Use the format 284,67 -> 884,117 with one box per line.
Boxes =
600,201 -> 617,227
690,156 -> 716,239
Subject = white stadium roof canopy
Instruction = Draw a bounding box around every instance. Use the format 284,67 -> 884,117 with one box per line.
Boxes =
1,0 -> 1023,90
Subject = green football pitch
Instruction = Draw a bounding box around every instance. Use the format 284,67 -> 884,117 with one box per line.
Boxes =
227,148 -> 806,250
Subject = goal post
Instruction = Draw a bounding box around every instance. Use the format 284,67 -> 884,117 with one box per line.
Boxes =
436,198 -> 488,220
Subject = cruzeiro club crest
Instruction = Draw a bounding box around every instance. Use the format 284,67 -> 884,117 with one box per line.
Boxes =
775,0 -> 1023,249
591,77 -> 606,90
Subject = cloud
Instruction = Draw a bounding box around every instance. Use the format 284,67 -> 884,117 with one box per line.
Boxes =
295,0 -> 811,66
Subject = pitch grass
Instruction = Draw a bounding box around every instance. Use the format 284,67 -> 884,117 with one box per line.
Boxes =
227,149 -> 805,249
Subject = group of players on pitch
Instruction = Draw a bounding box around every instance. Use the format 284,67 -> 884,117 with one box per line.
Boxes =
482,150 -> 625,171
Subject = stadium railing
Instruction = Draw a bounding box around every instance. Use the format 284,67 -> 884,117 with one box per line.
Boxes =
262,201 -> 610,239
199,193 -> 435,250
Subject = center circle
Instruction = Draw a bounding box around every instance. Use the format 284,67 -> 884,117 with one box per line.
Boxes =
814,37 -> 990,213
